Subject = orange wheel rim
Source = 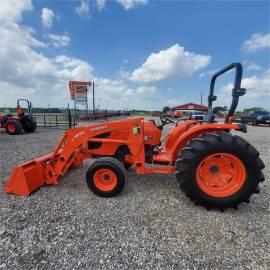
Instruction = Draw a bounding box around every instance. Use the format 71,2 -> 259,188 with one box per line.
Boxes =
7,123 -> 16,133
93,168 -> 117,192
196,153 -> 246,197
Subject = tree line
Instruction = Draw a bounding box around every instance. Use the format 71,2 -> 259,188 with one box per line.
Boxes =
162,106 -> 267,114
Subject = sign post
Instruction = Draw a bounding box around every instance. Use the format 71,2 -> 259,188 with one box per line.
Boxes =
69,81 -> 92,118
92,81 -> 95,115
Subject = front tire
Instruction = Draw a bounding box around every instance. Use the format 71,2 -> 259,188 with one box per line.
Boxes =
86,157 -> 126,197
175,132 -> 265,210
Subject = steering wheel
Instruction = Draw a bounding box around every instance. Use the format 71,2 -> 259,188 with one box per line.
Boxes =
159,115 -> 176,127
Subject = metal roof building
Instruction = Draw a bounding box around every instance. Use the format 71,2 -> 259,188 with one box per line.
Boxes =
172,103 -> 208,111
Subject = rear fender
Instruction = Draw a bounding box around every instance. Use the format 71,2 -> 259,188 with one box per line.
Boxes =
169,122 -> 243,162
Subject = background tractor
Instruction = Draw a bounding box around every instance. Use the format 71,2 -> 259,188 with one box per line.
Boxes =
0,99 -> 37,135
4,63 -> 265,210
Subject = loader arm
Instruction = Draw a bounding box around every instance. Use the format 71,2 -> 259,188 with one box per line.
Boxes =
4,117 -> 146,196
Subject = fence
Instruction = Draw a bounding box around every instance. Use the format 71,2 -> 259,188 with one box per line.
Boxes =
33,110 -> 76,129
32,111 -> 130,129
79,111 -> 130,121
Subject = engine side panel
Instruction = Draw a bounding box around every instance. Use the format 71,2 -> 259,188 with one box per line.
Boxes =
143,120 -> 162,146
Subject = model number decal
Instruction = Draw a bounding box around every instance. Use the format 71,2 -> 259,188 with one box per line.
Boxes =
72,131 -> 85,141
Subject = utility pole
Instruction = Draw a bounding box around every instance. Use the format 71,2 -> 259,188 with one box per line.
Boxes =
86,83 -> 89,115
92,81 -> 95,115
200,93 -> 203,105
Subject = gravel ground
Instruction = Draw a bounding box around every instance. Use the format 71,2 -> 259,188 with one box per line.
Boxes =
0,120 -> 269,270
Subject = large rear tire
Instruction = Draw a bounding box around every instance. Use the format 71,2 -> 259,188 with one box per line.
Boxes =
22,116 -> 37,133
86,157 -> 126,197
175,132 -> 265,210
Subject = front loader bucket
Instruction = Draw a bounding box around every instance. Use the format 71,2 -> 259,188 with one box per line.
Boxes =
4,160 -> 46,196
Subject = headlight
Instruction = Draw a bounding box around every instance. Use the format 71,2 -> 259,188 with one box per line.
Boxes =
257,116 -> 263,120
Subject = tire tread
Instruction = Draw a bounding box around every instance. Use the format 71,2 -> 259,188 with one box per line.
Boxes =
175,132 -> 265,210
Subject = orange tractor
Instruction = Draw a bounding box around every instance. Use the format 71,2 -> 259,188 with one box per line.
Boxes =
0,99 -> 37,135
4,63 -> 265,210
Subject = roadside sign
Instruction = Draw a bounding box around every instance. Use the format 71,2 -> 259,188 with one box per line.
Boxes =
75,92 -> 87,97
69,81 -> 91,100
69,81 -> 92,115
75,95 -> 87,103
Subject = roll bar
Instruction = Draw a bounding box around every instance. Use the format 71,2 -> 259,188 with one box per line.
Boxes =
17,99 -> 32,115
208,63 -> 246,123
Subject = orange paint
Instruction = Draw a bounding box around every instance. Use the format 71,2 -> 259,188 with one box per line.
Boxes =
93,168 -> 117,191
4,117 -> 244,196
196,153 -> 246,197
7,122 -> 16,133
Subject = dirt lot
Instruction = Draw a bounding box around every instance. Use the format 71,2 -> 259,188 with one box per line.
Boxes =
0,120 -> 269,270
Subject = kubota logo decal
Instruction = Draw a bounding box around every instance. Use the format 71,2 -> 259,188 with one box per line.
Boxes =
90,125 -> 107,131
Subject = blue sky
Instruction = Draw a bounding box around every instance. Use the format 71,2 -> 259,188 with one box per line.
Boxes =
0,0 -> 269,110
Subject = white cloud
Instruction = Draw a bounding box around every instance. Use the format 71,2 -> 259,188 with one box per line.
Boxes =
0,0 -> 32,23
198,73 -> 206,79
236,69 -> 270,98
198,69 -> 218,79
0,3 -> 93,106
41,8 -> 54,28
167,99 -> 179,106
48,34 -> 70,48
129,44 -> 211,83
75,0 -> 147,15
243,60 -> 263,72
242,33 -> 270,53
220,69 -> 270,109
75,0 -> 90,18
0,0 -> 175,111
246,63 -> 262,71
96,0 -> 106,10
76,0 -> 147,14
116,0 -> 148,10
0,1 -> 160,110
95,79 -> 156,98
91,78 -> 159,110
198,60 -> 264,79
135,85 -> 157,95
